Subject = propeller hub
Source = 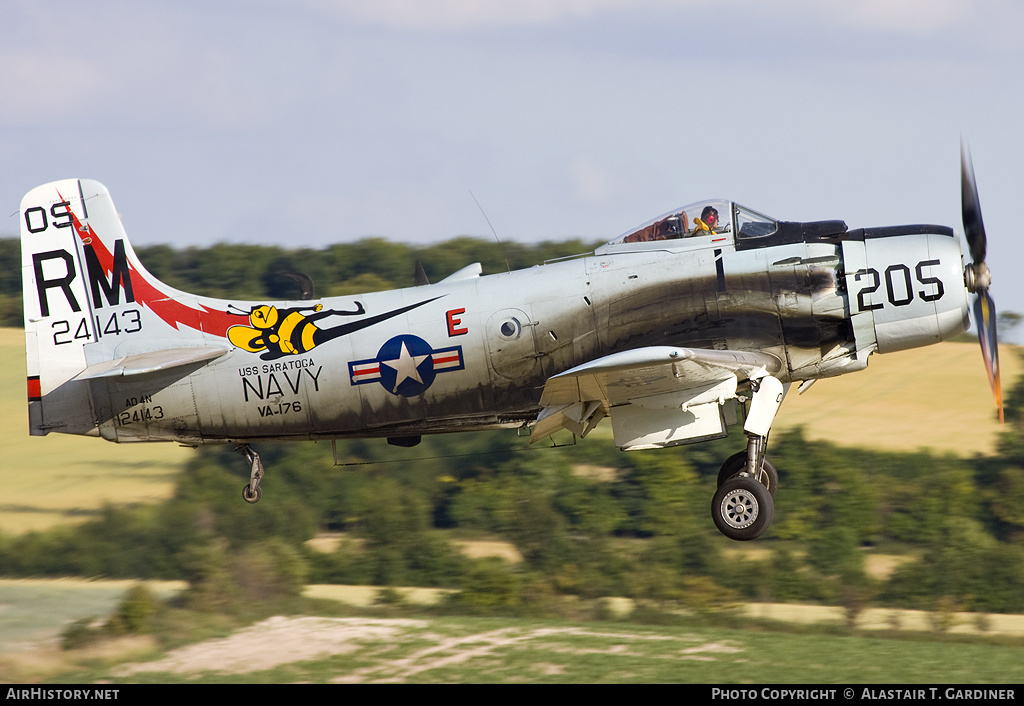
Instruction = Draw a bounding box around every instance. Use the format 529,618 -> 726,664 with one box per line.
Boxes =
965,262 -> 992,293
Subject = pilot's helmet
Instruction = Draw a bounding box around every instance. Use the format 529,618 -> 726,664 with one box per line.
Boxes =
701,206 -> 719,228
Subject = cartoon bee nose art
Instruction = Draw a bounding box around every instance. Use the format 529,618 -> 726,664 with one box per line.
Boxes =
227,298 -> 440,361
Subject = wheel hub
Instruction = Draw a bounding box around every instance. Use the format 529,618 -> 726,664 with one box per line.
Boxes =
719,488 -> 759,529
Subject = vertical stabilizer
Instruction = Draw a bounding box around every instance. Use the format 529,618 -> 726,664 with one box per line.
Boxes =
21,179 -> 107,434
21,179 -> 249,437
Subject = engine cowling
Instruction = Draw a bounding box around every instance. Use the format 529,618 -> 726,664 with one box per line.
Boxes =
842,228 -> 970,355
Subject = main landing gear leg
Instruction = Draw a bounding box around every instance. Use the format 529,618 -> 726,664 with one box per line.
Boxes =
711,376 -> 785,541
235,444 -> 264,504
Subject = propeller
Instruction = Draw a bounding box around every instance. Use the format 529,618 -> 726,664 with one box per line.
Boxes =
961,141 -> 1003,423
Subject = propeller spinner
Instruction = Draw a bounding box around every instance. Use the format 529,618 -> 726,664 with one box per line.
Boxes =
961,142 -> 1003,423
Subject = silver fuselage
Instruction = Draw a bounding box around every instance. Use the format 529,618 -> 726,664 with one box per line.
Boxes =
20,181 -> 969,446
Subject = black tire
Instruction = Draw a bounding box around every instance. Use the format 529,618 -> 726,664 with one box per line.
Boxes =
242,484 -> 262,504
711,475 -> 774,541
717,452 -> 778,498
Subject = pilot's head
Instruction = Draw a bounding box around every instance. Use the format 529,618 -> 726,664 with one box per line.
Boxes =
701,206 -> 719,228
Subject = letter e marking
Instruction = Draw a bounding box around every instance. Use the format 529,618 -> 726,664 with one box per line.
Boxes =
446,308 -> 468,336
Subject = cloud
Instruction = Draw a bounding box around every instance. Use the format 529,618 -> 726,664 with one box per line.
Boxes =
286,0 -> 981,36
1,1 -> 357,130
827,0 -> 970,33
566,155 -> 618,205
291,0 -> 636,30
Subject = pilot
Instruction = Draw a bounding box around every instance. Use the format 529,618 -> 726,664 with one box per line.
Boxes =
692,205 -> 719,235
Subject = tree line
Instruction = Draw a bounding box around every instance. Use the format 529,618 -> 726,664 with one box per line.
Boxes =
0,235 -> 1021,622
1,382 -> 1022,617
0,236 -> 599,327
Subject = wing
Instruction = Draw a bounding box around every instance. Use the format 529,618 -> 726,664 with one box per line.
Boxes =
531,346 -> 783,449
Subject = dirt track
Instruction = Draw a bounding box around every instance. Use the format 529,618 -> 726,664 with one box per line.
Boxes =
113,616 -> 744,681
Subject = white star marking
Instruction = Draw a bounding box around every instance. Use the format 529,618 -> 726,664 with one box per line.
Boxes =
380,341 -> 430,393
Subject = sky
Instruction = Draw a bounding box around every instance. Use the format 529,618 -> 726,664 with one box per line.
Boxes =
3,0 -> 1023,337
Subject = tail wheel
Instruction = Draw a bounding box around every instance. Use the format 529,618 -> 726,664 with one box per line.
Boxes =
712,475 -> 774,541
242,484 -> 262,504
717,451 -> 778,498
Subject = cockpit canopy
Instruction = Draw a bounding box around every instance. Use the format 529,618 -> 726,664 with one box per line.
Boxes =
602,200 -> 778,247
605,200 -> 780,247
598,199 -> 847,252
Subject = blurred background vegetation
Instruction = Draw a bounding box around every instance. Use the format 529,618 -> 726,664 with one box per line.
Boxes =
0,235 -> 1022,627
0,236 -> 598,325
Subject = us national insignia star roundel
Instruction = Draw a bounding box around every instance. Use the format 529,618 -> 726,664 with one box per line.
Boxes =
348,334 -> 464,397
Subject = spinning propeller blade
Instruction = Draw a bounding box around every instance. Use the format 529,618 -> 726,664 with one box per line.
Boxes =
961,142 -> 1003,423
961,143 -> 987,264
973,291 -> 1003,423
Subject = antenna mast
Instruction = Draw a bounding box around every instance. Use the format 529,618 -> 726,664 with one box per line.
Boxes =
469,191 -> 511,274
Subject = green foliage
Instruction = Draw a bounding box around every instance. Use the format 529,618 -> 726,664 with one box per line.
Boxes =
301,469 -> 468,588
806,526 -> 865,584
46,236 -> 599,307
443,557 -> 523,614
373,586 -> 405,606
5,413 -> 1024,614
984,350 -> 1024,540
882,521 -> 1024,613
0,239 -> 20,326
61,617 -> 103,650
179,540 -> 241,611
759,429 -> 880,543
181,537 -> 309,613
0,293 -> 21,328
766,546 -> 823,602
61,583 -> 162,649
106,583 -> 160,635
0,234 -> 600,329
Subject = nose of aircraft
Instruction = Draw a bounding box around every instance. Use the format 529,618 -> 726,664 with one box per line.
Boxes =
862,230 -> 970,355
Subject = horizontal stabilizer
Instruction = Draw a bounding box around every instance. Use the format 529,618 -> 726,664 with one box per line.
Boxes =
74,346 -> 229,380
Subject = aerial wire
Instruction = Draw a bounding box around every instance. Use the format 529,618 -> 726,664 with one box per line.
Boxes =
469,190 -> 511,274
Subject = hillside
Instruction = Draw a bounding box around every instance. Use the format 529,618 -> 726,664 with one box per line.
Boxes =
1,327 -> 1017,533
0,329 -> 194,533
776,340 -> 1018,455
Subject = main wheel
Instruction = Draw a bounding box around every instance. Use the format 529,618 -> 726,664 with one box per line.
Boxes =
717,451 -> 778,498
711,475 -> 774,541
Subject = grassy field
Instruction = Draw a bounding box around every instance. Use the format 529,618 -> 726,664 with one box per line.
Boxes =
0,579 -> 186,657
6,609 -> 1024,684
0,329 -> 194,533
776,339 -> 1019,455
4,578 -> 1024,684
100,615 -> 1024,684
1,327 -> 1018,534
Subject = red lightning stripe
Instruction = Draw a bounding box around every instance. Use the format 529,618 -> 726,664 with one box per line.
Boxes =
59,192 -> 248,337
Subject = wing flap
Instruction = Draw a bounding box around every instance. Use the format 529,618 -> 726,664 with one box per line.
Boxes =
538,346 -> 781,408
531,346 -> 782,444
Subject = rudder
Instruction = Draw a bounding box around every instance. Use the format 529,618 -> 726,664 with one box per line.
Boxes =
21,179 -> 113,435
20,179 -> 242,436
